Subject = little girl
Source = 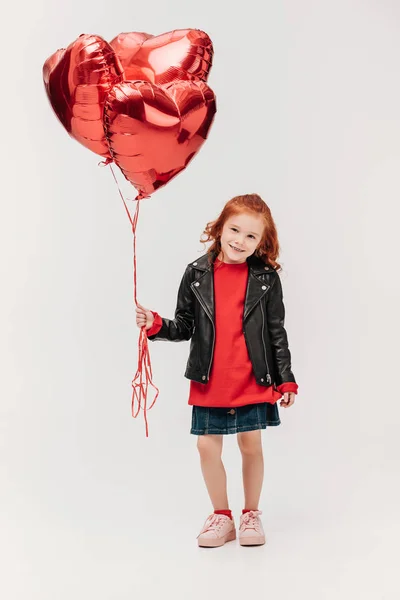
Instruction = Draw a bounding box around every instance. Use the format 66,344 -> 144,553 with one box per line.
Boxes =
135,194 -> 298,548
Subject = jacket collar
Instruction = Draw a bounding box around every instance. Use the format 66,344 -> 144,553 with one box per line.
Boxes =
189,251 -> 274,322
189,251 -> 275,275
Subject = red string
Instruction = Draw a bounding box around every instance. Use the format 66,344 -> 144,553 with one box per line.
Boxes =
108,165 -> 160,437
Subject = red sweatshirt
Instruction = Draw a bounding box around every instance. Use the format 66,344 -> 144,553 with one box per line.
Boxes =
146,257 -> 298,407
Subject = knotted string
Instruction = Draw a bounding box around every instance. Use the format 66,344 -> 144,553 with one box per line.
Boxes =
100,159 -> 159,437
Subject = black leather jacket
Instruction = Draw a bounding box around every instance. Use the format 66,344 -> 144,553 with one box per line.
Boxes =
148,251 -> 296,389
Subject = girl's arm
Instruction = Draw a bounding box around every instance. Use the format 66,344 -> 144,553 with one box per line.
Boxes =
266,271 -> 297,386
147,266 -> 195,342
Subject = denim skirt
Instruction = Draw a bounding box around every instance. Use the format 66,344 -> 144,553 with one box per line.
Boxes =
190,402 -> 280,435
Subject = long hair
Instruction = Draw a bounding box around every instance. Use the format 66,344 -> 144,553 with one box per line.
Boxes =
200,194 -> 281,271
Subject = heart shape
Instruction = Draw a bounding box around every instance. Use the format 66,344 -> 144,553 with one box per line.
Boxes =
43,29 -> 216,197
104,79 -> 216,197
109,28 -> 213,85
43,34 -> 123,158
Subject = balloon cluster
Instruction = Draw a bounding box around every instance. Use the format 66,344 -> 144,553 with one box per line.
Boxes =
43,29 -> 216,436
43,29 -> 216,199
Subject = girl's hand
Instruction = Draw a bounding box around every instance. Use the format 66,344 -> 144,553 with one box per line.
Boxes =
280,392 -> 296,408
135,302 -> 155,331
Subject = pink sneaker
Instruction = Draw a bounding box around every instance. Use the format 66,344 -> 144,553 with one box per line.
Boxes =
197,513 -> 236,547
239,510 -> 266,545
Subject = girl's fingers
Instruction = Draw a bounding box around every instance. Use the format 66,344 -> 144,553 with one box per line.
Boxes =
136,303 -> 151,317
280,393 -> 295,407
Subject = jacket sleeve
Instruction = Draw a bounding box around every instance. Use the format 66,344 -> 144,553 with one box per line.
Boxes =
266,272 -> 297,386
146,266 -> 195,342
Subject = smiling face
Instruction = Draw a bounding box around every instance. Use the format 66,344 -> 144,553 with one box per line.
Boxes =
218,212 -> 265,264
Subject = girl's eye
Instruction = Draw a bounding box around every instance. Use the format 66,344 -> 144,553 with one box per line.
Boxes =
231,227 -> 255,239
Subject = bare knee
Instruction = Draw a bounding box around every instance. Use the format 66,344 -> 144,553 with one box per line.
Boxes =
237,430 -> 263,457
197,435 -> 223,461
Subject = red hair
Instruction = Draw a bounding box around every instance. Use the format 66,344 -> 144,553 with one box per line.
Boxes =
200,194 -> 281,271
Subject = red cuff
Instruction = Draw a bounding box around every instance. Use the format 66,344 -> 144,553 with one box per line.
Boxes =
276,382 -> 298,395
146,311 -> 163,337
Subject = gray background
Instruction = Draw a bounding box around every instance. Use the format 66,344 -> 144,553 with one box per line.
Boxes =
1,0 -> 399,598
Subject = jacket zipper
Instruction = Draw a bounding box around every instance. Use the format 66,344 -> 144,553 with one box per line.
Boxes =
260,300 -> 272,385
192,288 -> 215,382
207,320 -> 215,381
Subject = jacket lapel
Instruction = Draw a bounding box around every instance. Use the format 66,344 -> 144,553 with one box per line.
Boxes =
189,252 -> 273,323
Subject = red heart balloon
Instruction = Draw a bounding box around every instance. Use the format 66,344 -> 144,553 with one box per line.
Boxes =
43,30 -> 216,197
104,79 -> 216,198
109,29 -> 213,85
43,34 -> 123,158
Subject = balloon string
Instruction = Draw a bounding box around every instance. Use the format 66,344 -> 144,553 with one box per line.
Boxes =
108,165 -> 160,437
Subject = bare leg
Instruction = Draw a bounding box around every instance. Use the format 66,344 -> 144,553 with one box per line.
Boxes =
197,434 -> 229,510
237,430 -> 264,509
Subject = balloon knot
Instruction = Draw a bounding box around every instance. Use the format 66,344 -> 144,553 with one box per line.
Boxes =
98,157 -> 113,167
134,192 -> 152,201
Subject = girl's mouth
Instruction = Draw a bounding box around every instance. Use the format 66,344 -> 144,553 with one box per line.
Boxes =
229,244 -> 244,253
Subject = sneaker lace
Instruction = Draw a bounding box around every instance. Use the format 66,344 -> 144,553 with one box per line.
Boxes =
197,514 -> 229,538
240,510 -> 262,532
